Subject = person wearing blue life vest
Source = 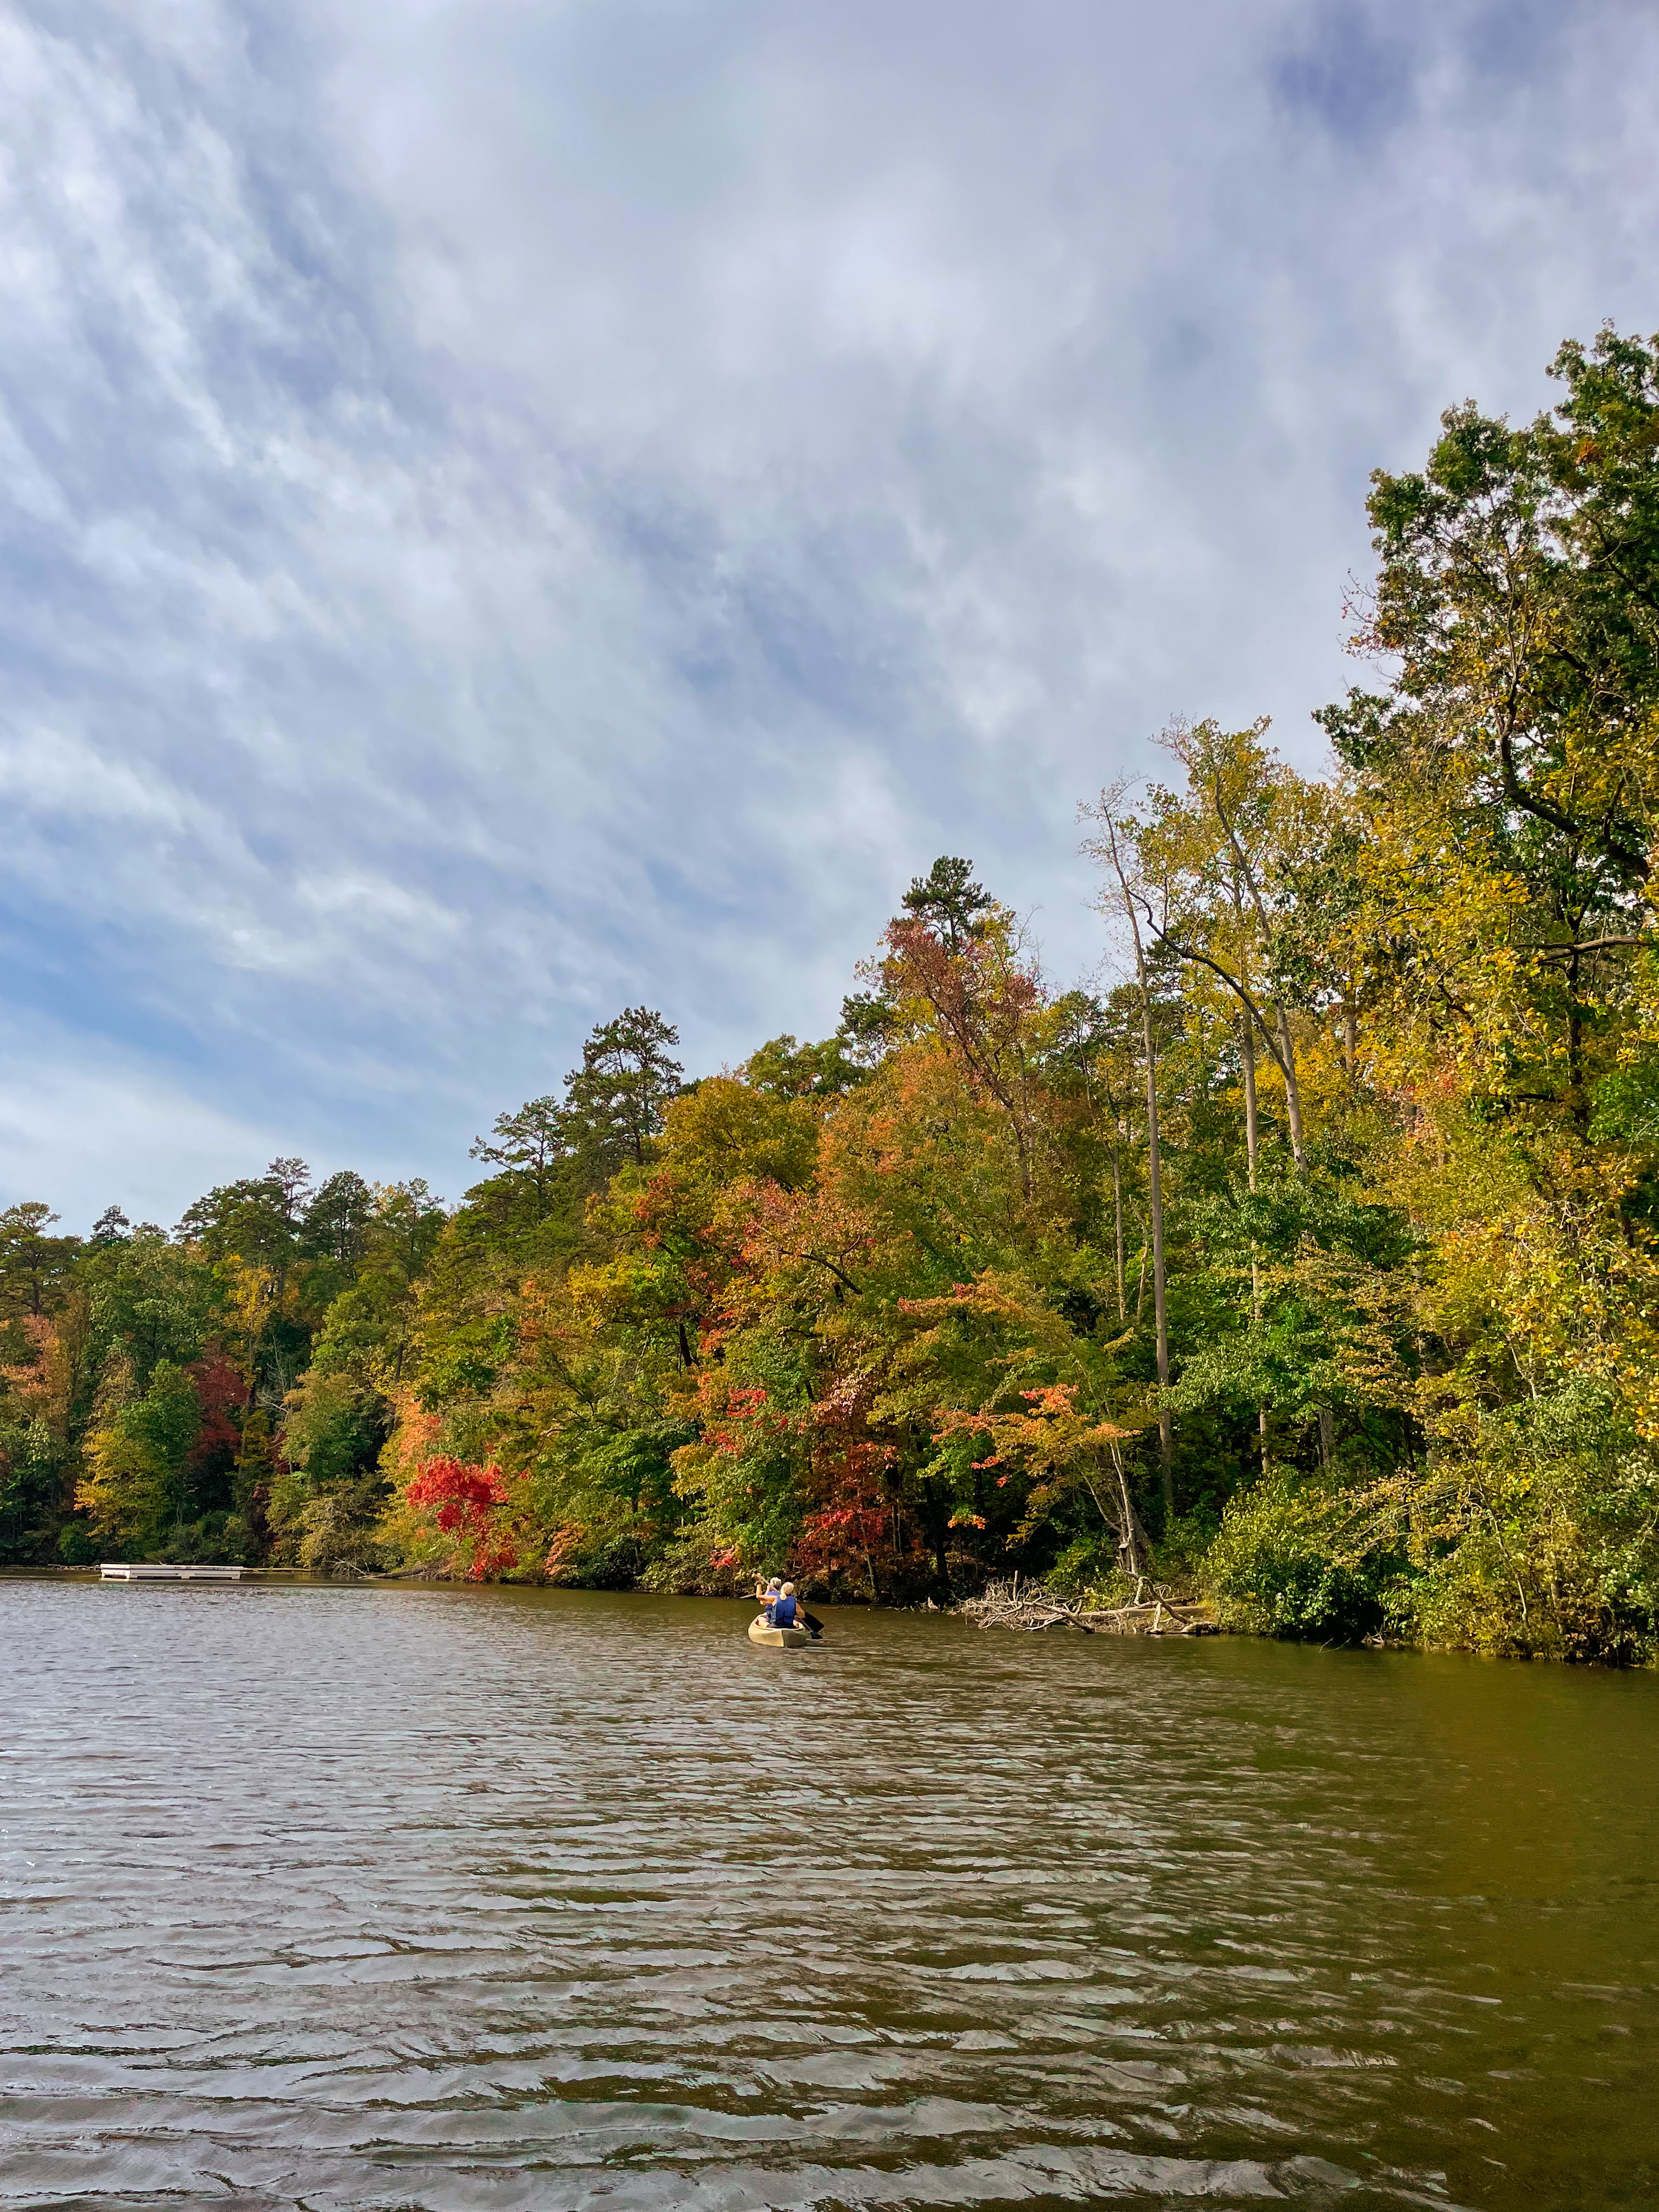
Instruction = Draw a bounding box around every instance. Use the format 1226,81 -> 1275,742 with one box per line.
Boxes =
752,1573 -> 824,1638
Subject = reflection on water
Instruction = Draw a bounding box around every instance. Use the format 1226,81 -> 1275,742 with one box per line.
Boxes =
3,1581 -> 1656,2211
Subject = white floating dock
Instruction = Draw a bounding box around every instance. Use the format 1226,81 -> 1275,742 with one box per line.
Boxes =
99,1563 -> 245,1581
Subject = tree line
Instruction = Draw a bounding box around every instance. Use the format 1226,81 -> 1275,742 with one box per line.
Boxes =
8,324 -> 1659,1658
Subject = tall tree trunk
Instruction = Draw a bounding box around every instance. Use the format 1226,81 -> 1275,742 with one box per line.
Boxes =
1273,1002 -> 1308,1171
1139,984 -> 1173,1525
1240,1013 -> 1260,1183
1111,1147 -> 1127,1322
1265,1001 -> 1331,1458
1098,814 -> 1173,1526
1239,1014 -> 1269,1477
1107,1444 -> 1153,1581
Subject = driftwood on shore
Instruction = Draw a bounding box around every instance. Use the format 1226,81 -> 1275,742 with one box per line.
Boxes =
957,1576 -> 1219,1637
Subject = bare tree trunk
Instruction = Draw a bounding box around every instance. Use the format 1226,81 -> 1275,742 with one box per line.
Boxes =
1266,1004 -> 1336,1460
1108,1444 -> 1153,1580
1111,1147 -> 1127,1322
1240,1012 -> 1260,1183
1095,808 -> 1173,1526
1136,980 -> 1173,1526
1239,1014 -> 1269,1478
1274,1002 -> 1307,1171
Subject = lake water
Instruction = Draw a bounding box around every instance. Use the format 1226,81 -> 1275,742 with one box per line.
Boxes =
3,1580 -> 1657,2211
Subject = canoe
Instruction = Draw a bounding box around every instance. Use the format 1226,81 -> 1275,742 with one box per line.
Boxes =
749,1617 -> 811,1647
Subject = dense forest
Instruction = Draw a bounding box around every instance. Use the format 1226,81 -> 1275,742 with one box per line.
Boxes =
9,326 -> 1659,1660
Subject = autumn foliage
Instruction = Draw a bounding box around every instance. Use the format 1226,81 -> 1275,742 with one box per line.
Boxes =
405,1456 -> 516,1577
15,329 -> 1659,1661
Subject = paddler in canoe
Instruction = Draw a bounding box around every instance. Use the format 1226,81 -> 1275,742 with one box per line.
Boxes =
749,1576 -> 825,1645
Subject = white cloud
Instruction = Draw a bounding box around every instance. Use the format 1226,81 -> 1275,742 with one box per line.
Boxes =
0,1013 -> 290,1232
3,0 -> 1659,1219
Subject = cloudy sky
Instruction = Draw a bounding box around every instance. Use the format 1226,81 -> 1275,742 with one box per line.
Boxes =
4,0 -> 1656,1227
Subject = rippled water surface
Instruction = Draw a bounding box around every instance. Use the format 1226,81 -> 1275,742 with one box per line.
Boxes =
4,1582 -> 1658,2211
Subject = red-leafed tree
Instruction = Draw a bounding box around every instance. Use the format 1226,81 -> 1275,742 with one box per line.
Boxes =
792,1375 -> 912,1602
186,1352 -> 245,1474
407,1455 -> 517,1578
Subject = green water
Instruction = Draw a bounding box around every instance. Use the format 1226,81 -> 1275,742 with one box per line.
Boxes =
2,1579 -> 1656,2208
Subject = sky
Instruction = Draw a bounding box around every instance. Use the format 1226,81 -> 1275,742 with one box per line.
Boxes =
4,0 -> 1657,1229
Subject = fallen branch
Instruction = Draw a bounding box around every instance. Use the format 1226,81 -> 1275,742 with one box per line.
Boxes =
956,1578 -> 1218,1636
